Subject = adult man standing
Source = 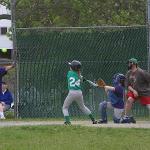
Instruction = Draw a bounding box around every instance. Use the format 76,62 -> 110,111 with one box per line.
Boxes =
122,58 -> 150,123
0,63 -> 15,91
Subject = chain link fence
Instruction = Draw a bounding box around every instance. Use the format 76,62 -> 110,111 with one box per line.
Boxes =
15,26 -> 149,119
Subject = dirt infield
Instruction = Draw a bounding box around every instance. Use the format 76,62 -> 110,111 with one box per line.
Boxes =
0,120 -> 150,128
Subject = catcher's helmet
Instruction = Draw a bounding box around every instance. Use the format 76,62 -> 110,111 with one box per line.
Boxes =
68,60 -> 81,71
112,73 -> 125,86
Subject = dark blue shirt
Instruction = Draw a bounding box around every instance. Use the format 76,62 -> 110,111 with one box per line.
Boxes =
0,89 -> 13,106
108,84 -> 124,109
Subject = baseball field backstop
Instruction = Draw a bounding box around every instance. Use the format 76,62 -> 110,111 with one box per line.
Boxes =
15,26 -> 149,119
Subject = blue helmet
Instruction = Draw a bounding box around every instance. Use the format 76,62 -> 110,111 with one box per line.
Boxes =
112,73 -> 125,86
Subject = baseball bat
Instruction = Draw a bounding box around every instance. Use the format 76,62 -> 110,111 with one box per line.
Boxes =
84,79 -> 98,87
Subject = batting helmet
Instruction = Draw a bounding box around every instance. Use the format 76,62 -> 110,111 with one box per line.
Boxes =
68,60 -> 81,71
112,73 -> 125,86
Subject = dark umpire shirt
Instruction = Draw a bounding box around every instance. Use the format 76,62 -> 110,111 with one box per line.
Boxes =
126,67 -> 150,96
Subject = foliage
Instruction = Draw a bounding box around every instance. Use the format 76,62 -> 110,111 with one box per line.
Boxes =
0,0 -> 147,27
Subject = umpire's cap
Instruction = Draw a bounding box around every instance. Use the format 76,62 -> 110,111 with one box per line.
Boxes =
68,60 -> 81,71
128,58 -> 138,64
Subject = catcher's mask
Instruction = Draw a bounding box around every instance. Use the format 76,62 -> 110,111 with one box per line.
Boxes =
112,73 -> 125,86
68,60 -> 81,71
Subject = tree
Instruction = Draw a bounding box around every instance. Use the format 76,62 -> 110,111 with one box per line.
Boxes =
0,0 -> 147,27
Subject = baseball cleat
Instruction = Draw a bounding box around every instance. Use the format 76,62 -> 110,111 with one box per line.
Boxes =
129,116 -> 136,123
113,119 -> 120,124
120,116 -> 136,124
92,120 -> 98,124
64,121 -> 71,125
98,119 -> 107,124
120,116 -> 130,123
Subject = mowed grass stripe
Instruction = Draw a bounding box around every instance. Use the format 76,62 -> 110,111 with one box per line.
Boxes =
0,125 -> 149,150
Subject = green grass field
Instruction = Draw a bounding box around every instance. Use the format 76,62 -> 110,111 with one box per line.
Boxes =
0,125 -> 150,150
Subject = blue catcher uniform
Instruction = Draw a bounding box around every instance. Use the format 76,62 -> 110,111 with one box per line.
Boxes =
108,85 -> 124,109
98,73 -> 125,123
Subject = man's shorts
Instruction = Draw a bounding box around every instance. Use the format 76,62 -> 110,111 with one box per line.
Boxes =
127,91 -> 150,105
126,91 -> 137,100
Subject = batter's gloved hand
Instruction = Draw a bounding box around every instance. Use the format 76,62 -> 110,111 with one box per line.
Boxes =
79,75 -> 86,82
82,78 -> 86,82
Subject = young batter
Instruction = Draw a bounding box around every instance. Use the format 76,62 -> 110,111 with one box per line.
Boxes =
62,60 -> 97,125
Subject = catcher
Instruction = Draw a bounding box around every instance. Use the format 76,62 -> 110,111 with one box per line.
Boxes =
62,60 -> 97,125
98,73 -> 126,123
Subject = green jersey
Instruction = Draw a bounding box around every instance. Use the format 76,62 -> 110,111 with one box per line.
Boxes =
67,70 -> 81,90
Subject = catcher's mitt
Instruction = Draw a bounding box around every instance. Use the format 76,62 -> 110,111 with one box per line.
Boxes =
96,78 -> 106,88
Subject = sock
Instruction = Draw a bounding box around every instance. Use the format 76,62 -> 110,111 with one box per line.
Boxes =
64,116 -> 70,123
89,114 -> 95,122
0,112 -> 4,118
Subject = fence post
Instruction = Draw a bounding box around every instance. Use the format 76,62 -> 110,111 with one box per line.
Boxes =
147,0 -> 150,72
10,0 -> 19,118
